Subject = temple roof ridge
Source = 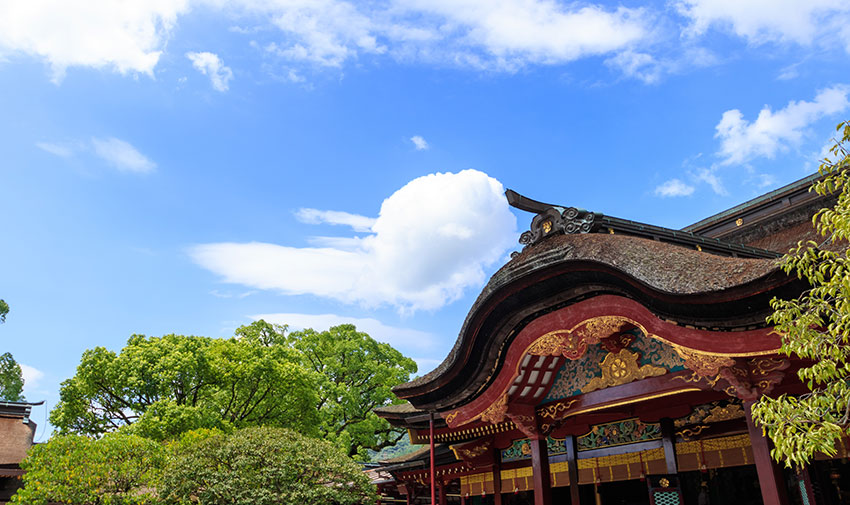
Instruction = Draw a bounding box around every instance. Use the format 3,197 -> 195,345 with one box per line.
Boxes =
505,189 -> 780,259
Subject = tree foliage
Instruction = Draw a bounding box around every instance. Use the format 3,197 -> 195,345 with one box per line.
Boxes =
12,433 -> 164,505
50,326 -> 318,440
752,120 -> 850,467
13,427 -> 375,505
161,427 -> 376,505
290,323 -> 417,458
0,298 -> 8,323
49,321 -> 416,458
0,352 -> 25,402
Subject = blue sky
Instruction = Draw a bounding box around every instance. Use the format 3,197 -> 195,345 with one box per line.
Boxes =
2,0 -> 850,438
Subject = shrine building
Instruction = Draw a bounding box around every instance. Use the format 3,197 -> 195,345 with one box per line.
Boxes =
374,173 -> 849,505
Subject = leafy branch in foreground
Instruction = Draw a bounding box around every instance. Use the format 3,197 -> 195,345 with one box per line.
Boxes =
752,121 -> 850,467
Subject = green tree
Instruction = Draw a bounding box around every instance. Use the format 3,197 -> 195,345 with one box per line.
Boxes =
0,300 -> 25,402
160,426 -> 376,505
290,323 -> 417,458
50,328 -> 318,440
752,121 -> 850,467
12,433 -> 164,505
0,352 -> 25,401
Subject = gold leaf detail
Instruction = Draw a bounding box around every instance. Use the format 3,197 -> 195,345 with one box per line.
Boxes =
479,393 -> 508,425
583,349 -> 667,393
537,399 -> 578,420
674,347 -> 735,377
704,404 -> 744,423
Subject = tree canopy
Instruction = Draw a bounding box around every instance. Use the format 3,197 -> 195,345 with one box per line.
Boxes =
752,120 -> 850,467
49,321 -> 416,457
0,299 -> 8,323
161,427 -> 376,505
12,433 -> 164,505
290,323 -> 417,457
0,352 -> 25,402
50,326 -> 318,440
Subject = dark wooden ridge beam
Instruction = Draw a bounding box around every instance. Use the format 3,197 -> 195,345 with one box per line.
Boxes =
505,188 -> 780,259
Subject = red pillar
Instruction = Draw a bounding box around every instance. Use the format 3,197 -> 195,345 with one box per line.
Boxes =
493,452 -> 503,505
660,418 -> 679,475
430,413 -> 436,505
744,400 -> 790,505
565,435 -> 582,505
530,436 -> 553,505
439,480 -> 447,505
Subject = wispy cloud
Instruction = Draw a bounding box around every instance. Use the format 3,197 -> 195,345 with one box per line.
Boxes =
91,137 -> 156,173
19,363 -> 45,398
677,0 -> 850,50
35,141 -> 76,157
654,178 -> 695,197
186,51 -> 233,92
410,135 -> 429,150
191,169 -> 516,313
695,168 -> 728,195
295,208 -> 375,233
36,137 -> 156,174
715,85 -> 850,165
0,0 -> 654,82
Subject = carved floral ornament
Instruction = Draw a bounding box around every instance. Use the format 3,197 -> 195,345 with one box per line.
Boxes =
449,318 -> 786,429
584,349 -> 667,393
525,316 -> 634,360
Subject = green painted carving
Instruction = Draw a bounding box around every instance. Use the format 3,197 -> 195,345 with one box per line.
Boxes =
500,436 -> 566,462
544,329 -> 684,401
576,418 -> 661,451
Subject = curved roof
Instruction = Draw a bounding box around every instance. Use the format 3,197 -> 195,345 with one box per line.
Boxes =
393,232 -> 797,411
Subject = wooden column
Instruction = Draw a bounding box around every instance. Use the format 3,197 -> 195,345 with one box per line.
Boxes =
530,436 -> 553,505
430,413 -> 436,505
493,452 -> 503,505
660,417 -> 678,474
744,400 -> 790,505
438,481 -> 447,505
565,435 -> 582,505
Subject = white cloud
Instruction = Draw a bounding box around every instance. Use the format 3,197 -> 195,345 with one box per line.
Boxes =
36,137 -> 157,174
295,208 -> 375,233
395,0 -> 650,68
91,137 -> 157,173
1,1 -> 655,82
251,312 -> 437,350
654,178 -> 694,197
410,135 -> 429,150
695,168 -> 728,196
35,141 -> 75,157
715,85 -> 850,165
0,0 -> 189,81
191,169 -> 517,313
605,50 -> 661,84
186,51 -> 233,91
677,0 -> 850,50
18,363 -> 45,398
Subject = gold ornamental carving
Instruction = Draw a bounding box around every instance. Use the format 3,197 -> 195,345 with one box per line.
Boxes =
444,411 -> 460,426
479,393 -> 508,425
578,316 -> 630,341
527,316 -> 632,361
674,347 -> 735,377
538,399 -> 578,420
459,441 -> 490,459
704,404 -> 744,423
583,349 -> 667,393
